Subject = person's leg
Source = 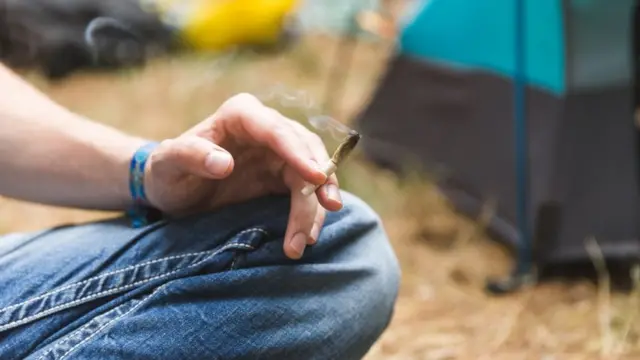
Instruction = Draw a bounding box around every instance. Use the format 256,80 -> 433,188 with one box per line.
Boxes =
0,191 -> 400,360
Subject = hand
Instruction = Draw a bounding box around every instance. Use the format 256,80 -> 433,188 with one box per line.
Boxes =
144,93 -> 343,259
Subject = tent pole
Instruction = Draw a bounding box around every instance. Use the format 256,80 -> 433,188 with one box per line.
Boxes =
634,1 -> 640,186
486,0 -> 536,294
513,0 -> 532,277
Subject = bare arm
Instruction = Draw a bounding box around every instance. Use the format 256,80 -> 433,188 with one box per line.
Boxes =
0,64 -> 342,259
0,64 -> 147,211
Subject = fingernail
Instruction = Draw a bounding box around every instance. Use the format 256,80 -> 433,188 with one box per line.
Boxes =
327,184 -> 341,203
290,232 -> 307,258
310,224 -> 320,244
301,182 -> 317,196
205,151 -> 231,175
312,161 -> 328,179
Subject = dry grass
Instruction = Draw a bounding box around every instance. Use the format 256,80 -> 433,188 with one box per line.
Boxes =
3,33 -> 640,359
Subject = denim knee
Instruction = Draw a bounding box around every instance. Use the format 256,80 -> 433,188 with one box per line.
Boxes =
165,191 -> 402,359
145,191 -> 402,360
324,190 -> 401,302
308,191 -> 401,357
11,192 -> 401,360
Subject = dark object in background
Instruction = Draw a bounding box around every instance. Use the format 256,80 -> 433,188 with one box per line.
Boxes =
85,17 -> 148,69
355,0 -> 640,291
0,0 -> 177,79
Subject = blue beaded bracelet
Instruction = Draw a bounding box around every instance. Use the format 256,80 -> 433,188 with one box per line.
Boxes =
127,142 -> 160,228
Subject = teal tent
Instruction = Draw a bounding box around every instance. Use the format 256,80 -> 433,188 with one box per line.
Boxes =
355,0 -> 640,291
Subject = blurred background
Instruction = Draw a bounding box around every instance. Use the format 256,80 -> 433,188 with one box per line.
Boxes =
2,0 -> 640,358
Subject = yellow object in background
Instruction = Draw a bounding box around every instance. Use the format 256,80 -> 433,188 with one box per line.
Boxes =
142,0 -> 300,51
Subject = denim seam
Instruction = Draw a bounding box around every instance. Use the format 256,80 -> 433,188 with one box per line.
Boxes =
33,297 -> 141,360
0,228 -> 265,332
58,283 -> 170,360
0,243 -> 254,332
1,227 -> 268,314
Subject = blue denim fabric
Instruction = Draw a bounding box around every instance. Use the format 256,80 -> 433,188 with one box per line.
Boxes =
0,191 -> 400,359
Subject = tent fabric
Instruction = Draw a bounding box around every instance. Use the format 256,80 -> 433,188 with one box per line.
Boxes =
566,0 -> 635,90
400,0 -> 565,95
355,0 -> 640,277
399,0 -> 635,94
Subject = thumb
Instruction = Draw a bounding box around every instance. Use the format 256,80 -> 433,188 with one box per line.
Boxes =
153,136 -> 234,179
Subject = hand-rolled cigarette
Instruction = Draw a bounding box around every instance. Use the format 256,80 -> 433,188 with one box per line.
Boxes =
301,130 -> 361,196
301,161 -> 338,196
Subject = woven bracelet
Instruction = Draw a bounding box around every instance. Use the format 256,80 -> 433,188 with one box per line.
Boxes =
127,142 -> 161,228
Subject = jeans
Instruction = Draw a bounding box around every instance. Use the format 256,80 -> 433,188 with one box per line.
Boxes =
0,191 -> 400,359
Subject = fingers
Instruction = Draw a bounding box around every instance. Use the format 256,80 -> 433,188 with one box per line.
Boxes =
316,180 -> 342,212
280,127 -> 340,259
289,121 -> 343,211
206,93 -> 346,260
282,166 -> 327,259
151,136 -> 234,179
218,93 -> 327,185
309,204 -> 326,245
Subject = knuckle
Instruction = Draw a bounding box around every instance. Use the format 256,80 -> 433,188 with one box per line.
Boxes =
289,121 -> 323,145
157,139 -> 175,156
289,119 -> 310,133
181,136 -> 201,149
307,132 -> 329,160
167,137 -> 195,160
227,92 -> 260,108
150,139 -> 174,164
269,123 -> 290,142
267,107 -> 284,118
170,144 -> 187,160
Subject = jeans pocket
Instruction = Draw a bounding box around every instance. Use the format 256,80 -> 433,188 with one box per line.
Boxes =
0,227 -> 270,335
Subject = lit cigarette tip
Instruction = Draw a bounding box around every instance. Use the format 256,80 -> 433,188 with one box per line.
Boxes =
331,131 -> 360,165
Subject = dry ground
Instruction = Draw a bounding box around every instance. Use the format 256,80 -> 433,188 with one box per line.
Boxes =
3,34 -> 640,360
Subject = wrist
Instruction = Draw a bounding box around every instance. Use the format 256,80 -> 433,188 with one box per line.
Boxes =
114,137 -> 149,208
126,141 -> 162,227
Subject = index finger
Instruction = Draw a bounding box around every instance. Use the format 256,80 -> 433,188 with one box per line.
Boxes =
218,93 -> 328,185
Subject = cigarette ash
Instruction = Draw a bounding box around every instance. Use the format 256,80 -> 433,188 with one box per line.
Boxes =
331,130 -> 361,165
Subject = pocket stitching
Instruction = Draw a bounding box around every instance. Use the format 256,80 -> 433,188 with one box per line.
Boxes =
56,283 -> 170,360
34,297 -> 141,360
1,227 -> 268,314
0,228 -> 266,332
0,243 -> 254,332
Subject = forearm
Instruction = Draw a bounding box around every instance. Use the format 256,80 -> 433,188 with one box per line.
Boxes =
0,64 -> 147,211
